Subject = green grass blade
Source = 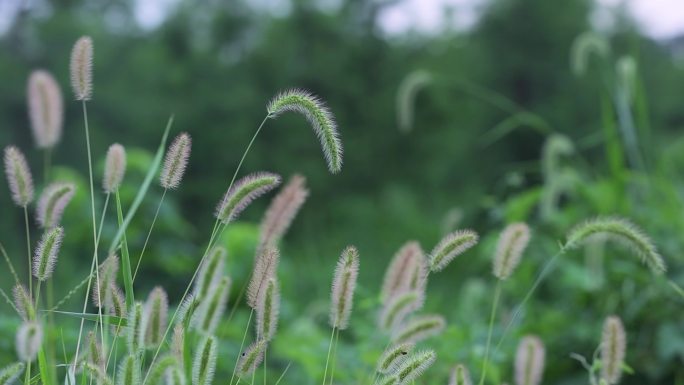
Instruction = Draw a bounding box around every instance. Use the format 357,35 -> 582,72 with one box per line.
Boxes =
47,310 -> 127,326
116,190 -> 134,309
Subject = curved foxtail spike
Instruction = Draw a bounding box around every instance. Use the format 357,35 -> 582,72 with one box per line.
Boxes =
215,172 -> 281,225
514,336 -> 545,385
267,89 -> 343,173
15,321 -> 42,362
493,223 -> 531,280
36,182 -> 76,228
256,277 -> 280,341
395,350 -> 436,385
166,365 -> 186,385
392,314 -> 445,344
192,336 -> 218,385
0,362 -> 25,385
12,284 -> 33,321
27,70 -> 64,149
381,241 -> 424,302
146,354 -> 177,385
396,70 -> 432,133
376,342 -> 414,374
564,217 -> 666,274
70,36 -> 93,101
247,248 -> 280,309
33,226 -> 64,281
87,331 -> 104,370
600,316 -> 626,385
236,340 -> 267,378
92,254 -> 119,308
429,229 -> 478,272
126,302 -> 144,354
257,174 -> 309,254
570,32 -> 610,76
116,354 -> 140,385
194,247 -> 226,299
194,276 -> 231,334
330,246 -> 360,330
378,290 -> 424,332
143,286 -> 168,347
103,144 -> 126,193
160,133 -> 191,190
449,364 -> 472,385
83,362 -> 113,385
4,146 -> 34,208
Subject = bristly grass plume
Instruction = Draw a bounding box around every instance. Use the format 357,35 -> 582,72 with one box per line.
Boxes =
15,321 -> 42,362
395,350 -> 436,385
381,241 -> 424,302
330,246 -> 360,330
396,70 -> 432,133
429,230 -> 479,272
247,248 -> 279,309
0,362 -> 25,385
257,174 -> 309,254
256,277 -> 279,341
27,70 -> 64,149
215,172 -> 281,225
564,217 -> 666,274
376,343 -> 414,374
12,284 -> 33,321
192,335 -> 218,385
103,143 -> 126,193
493,223 -> 531,280
600,316 -> 626,385
70,36 -> 93,101
379,290 -> 424,332
267,89 -> 343,173
160,132 -> 191,190
514,336 -> 545,385
143,286 -> 169,347
449,364 -> 472,385
236,339 -> 267,377
36,182 -> 75,228
4,146 -> 34,207
33,226 -> 64,281
392,314 -> 445,344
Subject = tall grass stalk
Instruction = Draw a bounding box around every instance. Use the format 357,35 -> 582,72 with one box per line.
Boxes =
132,189 -> 167,280
477,280 -> 501,385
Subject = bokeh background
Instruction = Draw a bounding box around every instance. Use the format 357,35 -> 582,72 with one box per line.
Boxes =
0,0 -> 683,384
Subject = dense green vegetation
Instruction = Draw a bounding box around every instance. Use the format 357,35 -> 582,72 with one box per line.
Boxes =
0,0 -> 683,384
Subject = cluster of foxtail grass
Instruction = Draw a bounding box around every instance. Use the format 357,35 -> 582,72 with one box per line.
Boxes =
0,34 -> 673,385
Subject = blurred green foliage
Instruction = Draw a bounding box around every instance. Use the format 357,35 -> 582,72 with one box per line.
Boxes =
0,0 -> 683,384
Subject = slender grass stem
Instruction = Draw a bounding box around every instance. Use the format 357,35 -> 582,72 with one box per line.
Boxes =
321,326 -> 337,385
43,148 -> 51,185
132,189 -> 167,281
328,328 -> 341,385
24,207 -> 32,299
274,362 -> 292,385
229,310 -> 254,385
0,241 -> 21,285
478,280 -> 502,385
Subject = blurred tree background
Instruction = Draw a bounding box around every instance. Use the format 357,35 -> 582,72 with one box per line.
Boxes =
0,0 -> 683,384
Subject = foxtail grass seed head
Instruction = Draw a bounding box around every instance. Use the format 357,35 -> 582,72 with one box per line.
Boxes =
103,144 -> 126,193
15,321 -> 42,362
429,230 -> 478,272
493,223 -> 531,280
83,362 -> 113,385
166,366 -> 186,385
515,336 -> 545,385
215,172 -> 281,225
36,182 -> 75,228
160,133 -> 191,189
395,350 -> 436,385
194,276 -> 231,334
247,248 -> 280,309
449,364 -> 472,385
127,302 -> 143,354
87,331 -> 104,370
375,376 -> 399,385
116,354 -> 140,385
143,286 -> 168,347
192,336 -> 217,385
600,316 -> 626,385
70,36 -> 93,101
396,70 -> 432,133
176,294 -> 200,328
392,314 -> 446,344
407,252 -> 428,295
376,343 -> 414,374
194,247 -> 226,299
571,32 -> 610,76
236,340 -> 267,378
12,284 -> 33,321
93,254 -> 119,308
330,246 -> 360,330
378,290 -> 424,332
33,226 -> 64,281
256,277 -> 280,341
27,70 -> 63,148
171,326 -> 184,363
267,89 -> 343,173
108,284 -> 126,334
4,146 -> 34,207
564,217 -> 666,274
257,174 -> 309,253
0,362 -> 25,385
381,241 -> 424,302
